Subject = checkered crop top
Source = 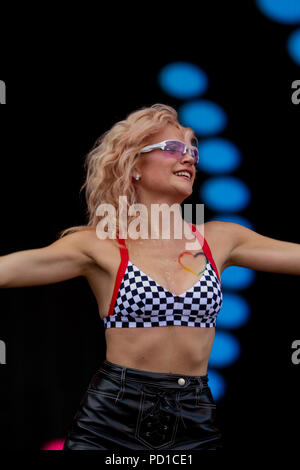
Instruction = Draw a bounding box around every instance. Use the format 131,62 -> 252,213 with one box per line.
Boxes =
103,223 -> 223,329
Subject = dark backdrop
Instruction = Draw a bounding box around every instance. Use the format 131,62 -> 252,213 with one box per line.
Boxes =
0,1 -> 299,451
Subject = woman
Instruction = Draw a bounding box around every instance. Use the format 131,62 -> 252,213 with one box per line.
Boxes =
1,104 -> 299,450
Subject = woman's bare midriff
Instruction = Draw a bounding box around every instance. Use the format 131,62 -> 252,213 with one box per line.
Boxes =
84,222 -> 228,376
105,326 -> 215,375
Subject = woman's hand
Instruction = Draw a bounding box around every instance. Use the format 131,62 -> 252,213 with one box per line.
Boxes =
0,230 -> 96,288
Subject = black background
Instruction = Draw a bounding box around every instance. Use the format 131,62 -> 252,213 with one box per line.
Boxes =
0,1 -> 299,452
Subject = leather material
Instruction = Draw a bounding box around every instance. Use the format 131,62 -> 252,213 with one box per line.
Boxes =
63,360 -> 223,450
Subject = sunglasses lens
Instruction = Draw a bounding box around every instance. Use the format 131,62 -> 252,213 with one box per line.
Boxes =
191,148 -> 199,166
164,141 -> 198,166
164,141 -> 185,153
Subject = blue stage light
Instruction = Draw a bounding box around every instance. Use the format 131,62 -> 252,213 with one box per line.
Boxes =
217,293 -> 250,329
200,177 -> 251,212
197,138 -> 241,173
178,100 -> 227,135
207,215 -> 254,230
221,266 -> 256,290
287,28 -> 300,66
206,369 -> 227,402
209,331 -> 241,367
158,62 -> 209,99
255,0 -> 300,24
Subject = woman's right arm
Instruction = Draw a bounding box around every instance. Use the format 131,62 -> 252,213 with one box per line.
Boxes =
0,231 -> 96,288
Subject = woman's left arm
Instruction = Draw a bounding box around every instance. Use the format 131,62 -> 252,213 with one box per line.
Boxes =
216,221 -> 300,275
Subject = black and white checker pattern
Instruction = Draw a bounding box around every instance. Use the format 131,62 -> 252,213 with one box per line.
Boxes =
103,260 -> 223,329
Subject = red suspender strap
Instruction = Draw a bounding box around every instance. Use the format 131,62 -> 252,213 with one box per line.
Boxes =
107,234 -> 129,317
188,223 -> 221,284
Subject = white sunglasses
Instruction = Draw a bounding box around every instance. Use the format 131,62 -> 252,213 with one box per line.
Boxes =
140,140 -> 199,166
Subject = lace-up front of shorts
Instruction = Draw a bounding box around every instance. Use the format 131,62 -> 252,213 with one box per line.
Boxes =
63,360 -> 223,451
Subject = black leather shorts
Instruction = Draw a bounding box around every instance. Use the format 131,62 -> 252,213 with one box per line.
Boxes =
63,360 -> 223,450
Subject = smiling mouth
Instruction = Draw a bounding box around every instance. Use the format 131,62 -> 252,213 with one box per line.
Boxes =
173,174 -> 192,181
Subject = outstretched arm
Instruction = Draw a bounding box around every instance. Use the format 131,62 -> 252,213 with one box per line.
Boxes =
213,221 -> 300,275
0,231 -> 95,288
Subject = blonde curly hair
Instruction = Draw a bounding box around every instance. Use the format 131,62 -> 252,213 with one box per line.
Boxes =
58,103 -> 196,248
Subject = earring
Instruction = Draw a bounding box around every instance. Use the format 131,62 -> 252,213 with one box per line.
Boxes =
135,174 -> 141,180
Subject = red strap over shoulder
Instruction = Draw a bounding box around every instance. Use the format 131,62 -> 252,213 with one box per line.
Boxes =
107,233 -> 129,317
188,223 -> 221,284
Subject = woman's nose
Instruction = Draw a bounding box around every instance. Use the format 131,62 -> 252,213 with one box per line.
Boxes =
181,150 -> 195,165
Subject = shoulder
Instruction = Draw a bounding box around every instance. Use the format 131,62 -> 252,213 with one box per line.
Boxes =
195,220 -> 234,242
59,227 -> 114,245
199,220 -> 261,267
200,220 -> 250,240
194,220 -> 250,269
57,227 -> 98,247
56,228 -> 118,267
